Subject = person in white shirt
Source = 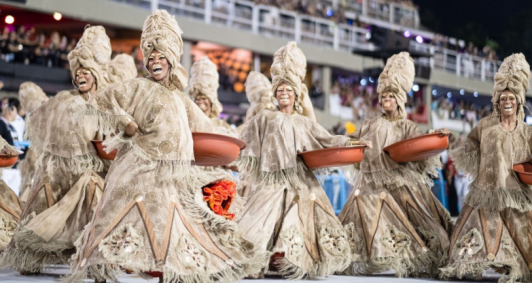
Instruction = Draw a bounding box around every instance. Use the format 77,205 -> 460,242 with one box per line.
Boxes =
8,98 -> 24,145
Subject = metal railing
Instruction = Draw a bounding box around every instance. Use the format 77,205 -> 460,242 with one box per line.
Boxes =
410,41 -> 502,82
108,0 -> 501,82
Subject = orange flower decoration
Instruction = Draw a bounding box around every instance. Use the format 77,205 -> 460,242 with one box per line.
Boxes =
202,180 -> 237,220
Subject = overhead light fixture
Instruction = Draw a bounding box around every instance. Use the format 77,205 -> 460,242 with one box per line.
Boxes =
5,15 -> 14,25
53,12 -> 62,21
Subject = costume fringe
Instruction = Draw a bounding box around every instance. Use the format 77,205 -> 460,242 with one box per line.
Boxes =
64,245 -> 270,283
440,261 -> 530,283
449,146 -> 480,181
12,226 -> 74,254
0,243 -> 67,272
24,112 -> 41,149
79,103 -> 130,138
36,152 -> 104,176
344,152 -> 440,191
274,252 -> 351,280
349,165 -> 438,191
237,156 -> 306,190
464,184 -> 532,213
344,249 -> 435,278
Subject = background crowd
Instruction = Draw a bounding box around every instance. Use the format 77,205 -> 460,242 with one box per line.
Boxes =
0,25 -> 77,68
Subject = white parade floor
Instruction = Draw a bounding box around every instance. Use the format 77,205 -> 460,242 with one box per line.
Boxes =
0,266 -> 502,283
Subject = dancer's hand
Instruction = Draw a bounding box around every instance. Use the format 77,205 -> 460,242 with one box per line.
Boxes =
0,146 -> 20,156
125,121 -> 142,137
359,140 -> 372,149
347,139 -> 372,149
437,128 -> 452,137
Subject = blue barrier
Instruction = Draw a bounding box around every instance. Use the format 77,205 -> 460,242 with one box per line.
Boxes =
316,171 -> 350,215
431,169 -> 449,210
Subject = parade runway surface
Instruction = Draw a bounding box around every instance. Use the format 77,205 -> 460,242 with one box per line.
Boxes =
0,266 -> 502,283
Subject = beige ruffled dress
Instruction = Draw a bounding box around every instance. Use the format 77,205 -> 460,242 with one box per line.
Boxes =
339,116 -> 452,277
236,109 -> 352,279
0,138 -> 23,253
0,90 -> 105,272
441,116 -> 532,282
66,78 -> 267,283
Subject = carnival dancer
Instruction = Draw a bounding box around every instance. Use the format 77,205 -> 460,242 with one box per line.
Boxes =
0,137 -> 23,253
17,82 -> 49,203
66,10 -> 267,283
0,26 -> 111,274
237,71 -> 275,197
338,52 -> 452,277
440,53 -> 532,283
190,57 -> 236,136
236,41 -> 353,279
188,56 -> 242,218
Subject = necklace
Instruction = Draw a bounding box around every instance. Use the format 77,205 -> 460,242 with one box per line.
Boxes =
381,113 -> 402,121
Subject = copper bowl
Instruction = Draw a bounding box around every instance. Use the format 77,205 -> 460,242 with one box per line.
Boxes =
0,154 -> 18,167
192,132 -> 246,166
92,140 -> 118,160
513,163 -> 532,185
383,133 -> 450,163
298,146 -> 366,169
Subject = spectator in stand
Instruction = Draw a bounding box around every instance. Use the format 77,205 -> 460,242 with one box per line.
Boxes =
14,25 -> 27,63
8,98 -> 24,145
48,31 -> 61,67
0,27 -> 8,49
0,99 -> 18,146
58,36 -> 69,68
32,33 -> 49,66
478,45 -> 490,58
0,27 -> 9,61
2,32 -> 20,63
23,27 -> 39,64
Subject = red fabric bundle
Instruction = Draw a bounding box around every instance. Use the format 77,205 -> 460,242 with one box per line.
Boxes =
202,180 -> 237,220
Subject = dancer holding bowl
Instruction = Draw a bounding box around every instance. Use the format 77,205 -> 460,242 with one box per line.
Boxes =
339,52 -> 452,278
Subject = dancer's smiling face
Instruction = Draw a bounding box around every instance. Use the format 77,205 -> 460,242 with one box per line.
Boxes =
147,49 -> 170,82
380,91 -> 397,113
498,89 -> 518,118
75,67 -> 96,94
194,94 -> 212,117
276,83 -> 296,110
